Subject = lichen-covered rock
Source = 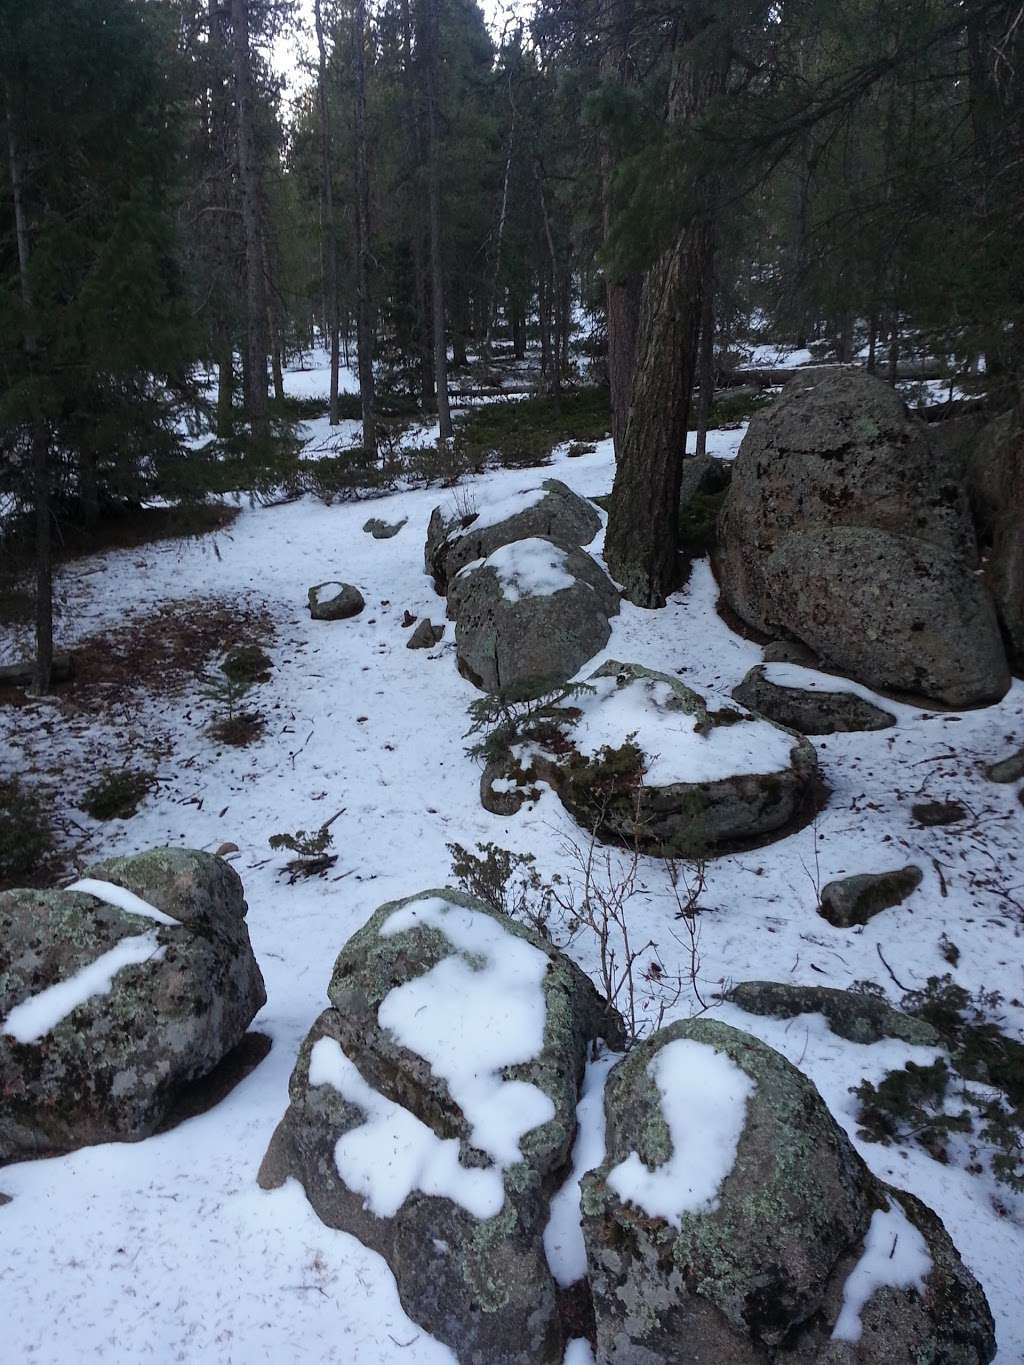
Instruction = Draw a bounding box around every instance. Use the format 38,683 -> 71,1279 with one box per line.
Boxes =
0,847 -> 265,1162
582,1018 -> 995,1365
426,480 -> 602,593
488,661 -> 819,856
818,865 -> 923,928
307,581 -> 365,620
259,888 -> 623,1365
717,370 -> 1009,705
448,539 -> 619,699
732,664 -> 896,735
725,982 -> 939,1047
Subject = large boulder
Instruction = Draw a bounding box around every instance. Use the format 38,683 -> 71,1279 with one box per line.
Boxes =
448,538 -> 619,698
582,1018 -> 996,1365
259,888 -> 622,1365
732,663 -> 896,735
483,661 -> 820,856
963,409 -> 1024,672
425,479 -> 602,593
717,370 -> 1009,705
760,528 -> 1008,706
0,848 -> 265,1162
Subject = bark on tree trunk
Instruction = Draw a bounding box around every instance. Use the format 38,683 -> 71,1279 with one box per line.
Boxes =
231,0 -> 268,437
314,0 -> 341,426
604,225 -> 707,606
353,0 -> 377,455
607,276 -> 641,458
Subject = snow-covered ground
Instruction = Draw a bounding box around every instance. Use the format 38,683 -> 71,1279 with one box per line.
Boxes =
1,436 -> 1022,1363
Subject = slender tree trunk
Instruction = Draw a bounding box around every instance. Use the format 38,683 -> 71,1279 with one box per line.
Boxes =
421,0 -> 451,441
867,313 -> 879,374
6,80 -> 52,692
484,76 -> 515,359
512,293 -> 526,359
693,234 -> 716,459
231,0 -> 268,437
216,327 -> 235,436
537,169 -> 561,398
353,0 -> 377,455
314,0 -> 341,426
399,0 -> 434,412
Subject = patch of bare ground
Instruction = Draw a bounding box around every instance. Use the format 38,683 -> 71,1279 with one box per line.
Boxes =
0,595 -> 276,887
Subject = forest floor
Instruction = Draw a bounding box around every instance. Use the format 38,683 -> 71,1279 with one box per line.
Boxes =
0,361 -> 1022,1364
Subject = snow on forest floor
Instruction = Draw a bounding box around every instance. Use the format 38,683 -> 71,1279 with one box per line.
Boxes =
1,433 -> 1023,1363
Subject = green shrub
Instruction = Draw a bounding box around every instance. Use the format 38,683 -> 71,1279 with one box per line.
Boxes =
81,766 -> 155,821
678,486 -> 729,556
0,776 -> 54,883
221,644 -> 272,687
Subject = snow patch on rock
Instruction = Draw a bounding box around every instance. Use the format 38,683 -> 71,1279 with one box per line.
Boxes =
67,877 -> 180,927
832,1197 -> 932,1343
571,673 -> 798,786
607,1038 -> 755,1227
308,1036 -> 505,1220
379,896 -> 556,1167
1,933 -> 165,1044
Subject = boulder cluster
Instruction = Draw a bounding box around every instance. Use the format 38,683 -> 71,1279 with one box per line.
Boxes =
259,889 -> 996,1365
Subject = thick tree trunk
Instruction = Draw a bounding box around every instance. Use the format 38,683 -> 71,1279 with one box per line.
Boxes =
607,276 -> 641,457
604,18 -> 725,607
314,0 -> 341,426
421,0 -> 451,441
231,0 -> 268,437
604,225 -> 707,606
353,0 -> 377,455
600,0 -> 641,459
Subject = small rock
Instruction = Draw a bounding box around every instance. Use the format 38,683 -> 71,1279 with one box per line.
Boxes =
406,619 -> 444,649
362,517 -> 406,539
912,799 -> 968,826
214,842 -> 240,858
985,747 -> 1024,784
401,609 -> 417,628
733,663 -> 896,735
307,582 -> 365,621
0,652 -> 75,687
725,981 -> 939,1046
819,864 -> 923,927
